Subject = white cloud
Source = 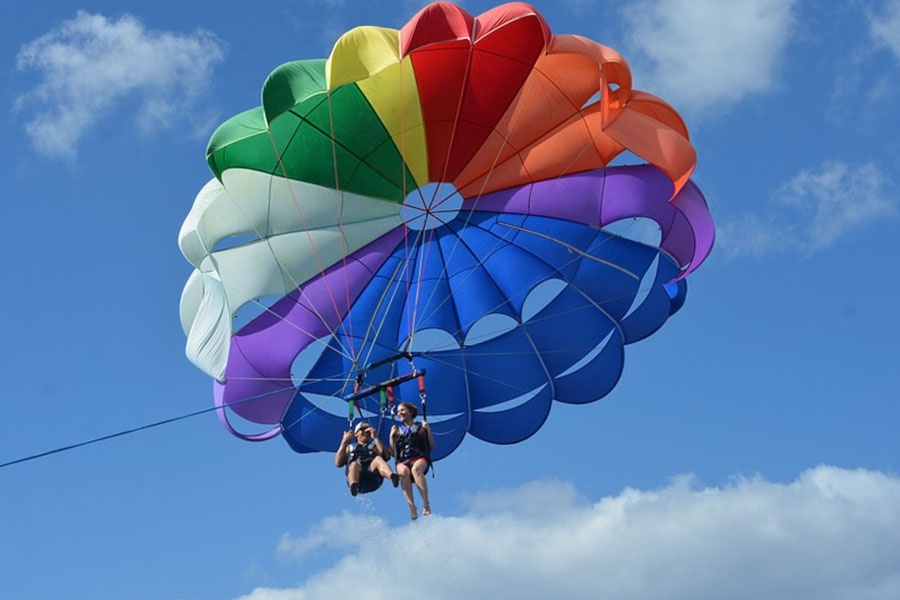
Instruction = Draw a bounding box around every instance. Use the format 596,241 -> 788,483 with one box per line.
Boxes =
619,0 -> 797,117
276,511 -> 389,561
717,160 -> 896,258
235,466 -> 900,600
14,11 -> 224,160
869,0 -> 900,62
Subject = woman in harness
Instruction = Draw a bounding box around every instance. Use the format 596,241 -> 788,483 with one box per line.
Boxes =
391,402 -> 435,520
335,422 -> 400,497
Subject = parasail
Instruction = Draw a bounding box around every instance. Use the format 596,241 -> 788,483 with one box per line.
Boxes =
178,2 -> 715,460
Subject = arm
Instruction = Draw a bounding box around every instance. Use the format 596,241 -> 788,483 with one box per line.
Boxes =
390,424 -> 400,457
374,435 -> 392,460
421,421 -> 435,452
334,430 -> 354,467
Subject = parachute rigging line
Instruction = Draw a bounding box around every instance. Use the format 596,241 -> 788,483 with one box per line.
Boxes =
0,395 -> 254,470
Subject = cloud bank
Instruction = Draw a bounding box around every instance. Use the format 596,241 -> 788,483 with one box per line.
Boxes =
237,466 -> 900,600
619,0 -> 797,117
15,12 -> 224,159
716,160 -> 896,257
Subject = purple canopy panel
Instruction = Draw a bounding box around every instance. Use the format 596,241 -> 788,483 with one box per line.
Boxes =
215,227 -> 406,439
468,165 -> 714,278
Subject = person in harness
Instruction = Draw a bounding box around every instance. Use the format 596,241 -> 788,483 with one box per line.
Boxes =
390,402 -> 435,520
335,422 -> 400,497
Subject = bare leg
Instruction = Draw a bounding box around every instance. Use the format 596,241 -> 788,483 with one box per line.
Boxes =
370,457 -> 394,479
396,462 -> 418,520
347,462 -> 362,496
411,459 -> 431,515
370,457 -> 399,488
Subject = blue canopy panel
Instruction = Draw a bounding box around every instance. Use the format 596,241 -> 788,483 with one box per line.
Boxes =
665,279 -> 687,316
281,209 -> 682,456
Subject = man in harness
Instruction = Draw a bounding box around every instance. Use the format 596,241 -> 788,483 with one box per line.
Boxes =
391,402 -> 435,520
335,422 -> 400,497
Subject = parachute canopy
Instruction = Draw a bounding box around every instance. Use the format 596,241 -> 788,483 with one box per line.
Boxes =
179,2 -> 714,460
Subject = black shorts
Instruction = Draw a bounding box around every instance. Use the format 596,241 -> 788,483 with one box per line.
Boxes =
399,456 -> 430,476
348,463 -> 384,494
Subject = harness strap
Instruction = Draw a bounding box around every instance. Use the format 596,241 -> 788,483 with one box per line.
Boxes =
417,373 -> 427,420
385,385 -> 397,428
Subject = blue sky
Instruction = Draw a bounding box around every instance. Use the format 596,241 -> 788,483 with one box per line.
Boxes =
2,1 -> 899,599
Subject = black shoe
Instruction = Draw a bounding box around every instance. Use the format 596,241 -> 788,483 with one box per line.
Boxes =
350,482 -> 359,497
390,473 -> 400,488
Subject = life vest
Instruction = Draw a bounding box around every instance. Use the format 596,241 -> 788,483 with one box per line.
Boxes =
395,422 -> 431,461
348,440 -> 379,466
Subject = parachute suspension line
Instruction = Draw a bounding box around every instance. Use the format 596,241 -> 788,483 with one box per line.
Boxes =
368,205 -> 429,352
279,397 -> 342,434
262,129 -> 357,367
400,218 -> 646,355
400,53 -> 425,349
406,54 -> 603,338
470,219 -> 646,345
405,210 -> 432,346
435,230 -> 642,346
447,56 -> 598,208
403,186 -> 457,334
407,216 -> 441,353
395,43 -> 476,354
390,197 -> 430,359
324,86 -> 359,370
260,86 -> 398,398
401,203 -> 414,351
429,140 -> 598,297
409,351 -> 540,396
408,43 -> 475,344
415,201 -> 666,346
337,216 -> 427,398
396,38 -> 467,359
399,55 -> 409,201
431,49 -> 623,312
333,347 -> 579,438
398,55 -> 413,357
342,206 -> 429,378
354,253 -> 413,372
328,60 -> 409,386
195,161 -> 352,365
438,45 -> 474,184
499,222 -> 641,280
398,182 -> 435,357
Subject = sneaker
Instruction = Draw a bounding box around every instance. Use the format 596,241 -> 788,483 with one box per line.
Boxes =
350,482 -> 359,497
390,473 -> 400,488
